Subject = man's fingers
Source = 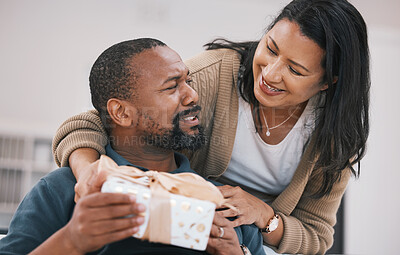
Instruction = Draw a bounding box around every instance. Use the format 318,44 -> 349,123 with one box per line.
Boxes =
91,226 -> 139,248
209,224 -> 224,239
89,202 -> 146,221
212,212 -> 233,227
91,216 -> 145,235
80,192 -> 135,207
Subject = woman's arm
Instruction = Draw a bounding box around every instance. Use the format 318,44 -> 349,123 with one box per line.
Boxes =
217,167 -> 351,254
52,110 -> 107,167
69,148 -> 102,201
52,110 -> 108,199
275,168 -> 351,254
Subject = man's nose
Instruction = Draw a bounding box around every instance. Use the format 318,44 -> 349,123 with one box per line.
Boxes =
181,82 -> 198,106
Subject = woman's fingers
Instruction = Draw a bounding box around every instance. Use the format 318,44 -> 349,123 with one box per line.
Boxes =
216,208 -> 238,218
217,185 -> 238,197
89,168 -> 110,193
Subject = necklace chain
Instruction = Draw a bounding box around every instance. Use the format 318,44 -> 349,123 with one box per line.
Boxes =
261,106 -> 299,137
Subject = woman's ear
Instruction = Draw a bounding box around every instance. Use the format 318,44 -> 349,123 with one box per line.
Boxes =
320,76 -> 338,91
107,99 -> 137,128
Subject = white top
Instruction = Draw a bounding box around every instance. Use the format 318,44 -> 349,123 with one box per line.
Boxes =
218,96 -> 317,201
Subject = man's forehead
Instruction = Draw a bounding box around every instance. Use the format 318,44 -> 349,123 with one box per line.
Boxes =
132,46 -> 186,74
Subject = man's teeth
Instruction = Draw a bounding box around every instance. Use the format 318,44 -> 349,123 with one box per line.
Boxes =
263,80 -> 284,92
183,116 -> 196,121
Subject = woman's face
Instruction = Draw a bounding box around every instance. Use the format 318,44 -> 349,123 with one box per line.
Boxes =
253,19 -> 327,108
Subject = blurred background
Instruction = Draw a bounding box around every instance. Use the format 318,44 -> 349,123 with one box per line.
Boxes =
0,0 -> 399,254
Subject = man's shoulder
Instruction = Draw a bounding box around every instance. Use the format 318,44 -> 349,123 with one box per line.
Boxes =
31,167 -> 77,202
41,166 -> 76,187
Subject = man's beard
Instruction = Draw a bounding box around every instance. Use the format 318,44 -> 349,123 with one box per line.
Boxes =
144,105 -> 205,151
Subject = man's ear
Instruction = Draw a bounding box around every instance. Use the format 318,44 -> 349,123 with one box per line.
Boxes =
320,76 -> 338,91
107,98 -> 137,128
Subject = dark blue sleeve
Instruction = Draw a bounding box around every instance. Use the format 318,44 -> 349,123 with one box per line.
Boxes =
238,224 -> 265,255
0,168 -> 76,255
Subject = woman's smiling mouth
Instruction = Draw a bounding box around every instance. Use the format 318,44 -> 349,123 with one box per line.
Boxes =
260,77 -> 285,95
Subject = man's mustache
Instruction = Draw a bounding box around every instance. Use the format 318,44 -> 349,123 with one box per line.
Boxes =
177,105 -> 202,119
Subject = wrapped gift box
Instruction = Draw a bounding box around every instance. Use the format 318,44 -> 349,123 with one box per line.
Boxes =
102,176 -> 216,250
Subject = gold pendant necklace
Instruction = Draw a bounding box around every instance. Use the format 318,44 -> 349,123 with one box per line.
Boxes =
261,105 -> 299,137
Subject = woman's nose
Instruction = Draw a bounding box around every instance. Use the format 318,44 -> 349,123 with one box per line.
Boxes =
263,59 -> 283,84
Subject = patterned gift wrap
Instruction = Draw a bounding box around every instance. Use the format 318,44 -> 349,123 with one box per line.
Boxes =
102,176 -> 216,250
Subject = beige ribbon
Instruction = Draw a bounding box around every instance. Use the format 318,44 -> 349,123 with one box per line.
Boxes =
98,155 -> 225,244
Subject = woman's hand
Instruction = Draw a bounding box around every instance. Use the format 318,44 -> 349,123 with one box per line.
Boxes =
206,213 -> 243,255
69,148 -> 106,202
73,160 -> 109,202
217,185 -> 273,228
63,192 -> 146,254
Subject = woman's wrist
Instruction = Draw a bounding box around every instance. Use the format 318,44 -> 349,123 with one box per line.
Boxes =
69,148 -> 99,180
255,202 -> 275,229
261,215 -> 284,247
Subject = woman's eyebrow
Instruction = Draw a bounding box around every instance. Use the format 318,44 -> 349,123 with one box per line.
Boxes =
269,36 -> 280,51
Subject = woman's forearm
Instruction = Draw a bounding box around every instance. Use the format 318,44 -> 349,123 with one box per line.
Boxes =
261,215 -> 284,247
69,148 -> 100,181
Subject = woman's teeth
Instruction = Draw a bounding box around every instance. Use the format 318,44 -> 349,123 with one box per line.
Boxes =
263,80 -> 284,92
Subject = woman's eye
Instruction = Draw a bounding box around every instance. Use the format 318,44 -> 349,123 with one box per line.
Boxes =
267,45 -> 277,56
289,66 -> 302,76
186,79 -> 193,85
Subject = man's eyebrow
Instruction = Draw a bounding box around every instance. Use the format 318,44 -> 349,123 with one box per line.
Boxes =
163,70 -> 190,84
269,36 -> 311,73
163,75 -> 181,84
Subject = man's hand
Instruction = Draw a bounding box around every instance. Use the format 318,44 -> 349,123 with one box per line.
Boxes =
64,192 -> 146,254
206,213 -> 242,255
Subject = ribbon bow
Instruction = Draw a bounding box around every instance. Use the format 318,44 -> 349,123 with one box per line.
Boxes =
98,155 -> 224,244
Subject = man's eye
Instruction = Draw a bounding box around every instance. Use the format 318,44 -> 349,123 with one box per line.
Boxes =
186,79 -> 193,85
166,84 -> 178,90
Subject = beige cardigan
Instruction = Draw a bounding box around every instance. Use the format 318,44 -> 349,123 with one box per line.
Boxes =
53,49 -> 350,254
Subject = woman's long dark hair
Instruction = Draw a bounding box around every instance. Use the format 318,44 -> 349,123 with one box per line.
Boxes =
205,0 -> 370,198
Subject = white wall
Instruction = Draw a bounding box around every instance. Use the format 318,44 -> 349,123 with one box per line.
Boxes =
0,0 -> 287,137
345,26 -> 400,255
0,0 -> 399,254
